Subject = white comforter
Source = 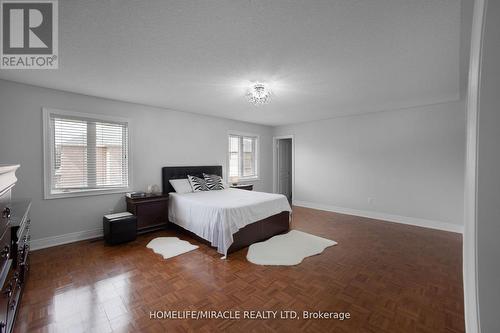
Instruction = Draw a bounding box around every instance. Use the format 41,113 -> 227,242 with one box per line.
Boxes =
168,188 -> 292,255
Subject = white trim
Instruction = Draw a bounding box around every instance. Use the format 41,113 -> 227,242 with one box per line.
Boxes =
272,135 -> 295,197
226,130 -> 260,182
293,200 -> 464,234
45,188 -> 130,200
42,107 -> 132,199
463,0 -> 486,332
0,165 -> 19,197
31,228 -> 103,251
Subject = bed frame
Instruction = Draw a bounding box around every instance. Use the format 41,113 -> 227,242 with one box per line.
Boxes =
162,166 -> 290,254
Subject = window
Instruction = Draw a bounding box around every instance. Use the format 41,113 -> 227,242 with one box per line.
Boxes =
43,108 -> 130,198
228,133 -> 259,180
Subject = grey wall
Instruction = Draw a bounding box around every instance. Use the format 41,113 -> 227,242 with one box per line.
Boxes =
274,101 -> 466,229
475,1 -> 500,331
460,0 -> 474,98
0,80 -> 273,242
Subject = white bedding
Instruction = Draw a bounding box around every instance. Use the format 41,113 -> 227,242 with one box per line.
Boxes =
168,188 -> 292,255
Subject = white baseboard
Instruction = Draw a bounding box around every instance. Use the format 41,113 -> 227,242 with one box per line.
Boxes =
31,228 -> 103,251
30,201 -> 462,251
293,200 -> 464,234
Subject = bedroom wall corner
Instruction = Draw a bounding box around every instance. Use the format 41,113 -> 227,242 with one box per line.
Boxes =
272,101 -> 467,230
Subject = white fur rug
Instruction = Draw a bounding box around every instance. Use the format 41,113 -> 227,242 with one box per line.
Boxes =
147,237 -> 198,259
246,230 -> 337,266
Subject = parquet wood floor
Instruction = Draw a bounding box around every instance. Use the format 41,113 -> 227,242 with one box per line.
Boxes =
14,206 -> 464,332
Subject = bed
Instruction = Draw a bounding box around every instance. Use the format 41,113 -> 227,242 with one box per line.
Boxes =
162,166 -> 291,255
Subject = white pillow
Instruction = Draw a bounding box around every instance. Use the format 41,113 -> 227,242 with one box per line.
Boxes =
169,179 -> 193,193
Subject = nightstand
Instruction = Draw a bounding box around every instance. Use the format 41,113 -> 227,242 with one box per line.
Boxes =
126,194 -> 169,234
230,184 -> 253,191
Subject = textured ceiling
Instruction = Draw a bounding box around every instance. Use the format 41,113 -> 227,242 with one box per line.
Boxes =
0,0 -> 462,126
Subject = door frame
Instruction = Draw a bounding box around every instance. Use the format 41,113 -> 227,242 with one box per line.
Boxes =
273,135 -> 295,203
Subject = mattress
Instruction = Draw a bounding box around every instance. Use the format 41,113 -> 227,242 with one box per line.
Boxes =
168,188 -> 292,255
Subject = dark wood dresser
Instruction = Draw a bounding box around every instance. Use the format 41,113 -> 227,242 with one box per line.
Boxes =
126,194 -> 168,234
0,165 -> 30,333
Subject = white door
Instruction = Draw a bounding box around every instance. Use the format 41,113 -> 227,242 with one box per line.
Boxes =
278,139 -> 292,201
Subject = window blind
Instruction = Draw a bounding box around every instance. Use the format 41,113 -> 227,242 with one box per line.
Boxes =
228,134 -> 258,179
49,114 -> 129,193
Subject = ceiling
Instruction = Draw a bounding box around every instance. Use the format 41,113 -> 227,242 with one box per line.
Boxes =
0,0 -> 462,126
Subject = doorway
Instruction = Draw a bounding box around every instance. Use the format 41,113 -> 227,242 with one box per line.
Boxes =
273,136 -> 294,203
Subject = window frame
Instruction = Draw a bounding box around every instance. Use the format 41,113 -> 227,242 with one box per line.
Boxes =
227,131 -> 260,182
42,108 -> 132,199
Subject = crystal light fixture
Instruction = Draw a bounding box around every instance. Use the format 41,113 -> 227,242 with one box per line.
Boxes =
246,82 -> 271,105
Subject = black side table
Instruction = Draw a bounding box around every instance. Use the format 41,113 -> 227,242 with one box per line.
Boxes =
230,184 -> 254,191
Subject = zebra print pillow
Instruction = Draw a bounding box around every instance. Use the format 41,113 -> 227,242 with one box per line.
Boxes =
187,175 -> 209,192
203,173 -> 224,190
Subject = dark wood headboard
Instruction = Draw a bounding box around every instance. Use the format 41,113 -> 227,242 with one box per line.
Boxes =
162,166 -> 223,194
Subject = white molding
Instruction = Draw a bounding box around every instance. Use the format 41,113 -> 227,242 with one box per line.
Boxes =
272,135 -> 295,197
293,200 -> 464,234
463,0 -> 487,332
31,228 -> 103,251
43,188 -> 130,200
0,165 -> 19,197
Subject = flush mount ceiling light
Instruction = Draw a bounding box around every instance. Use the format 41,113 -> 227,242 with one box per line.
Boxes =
246,82 -> 271,106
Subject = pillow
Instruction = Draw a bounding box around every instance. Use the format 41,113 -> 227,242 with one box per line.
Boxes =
169,179 -> 193,193
187,175 -> 209,192
203,173 -> 225,190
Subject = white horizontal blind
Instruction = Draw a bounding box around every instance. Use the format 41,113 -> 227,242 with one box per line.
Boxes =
228,135 -> 240,178
50,114 -> 129,193
228,134 -> 258,179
